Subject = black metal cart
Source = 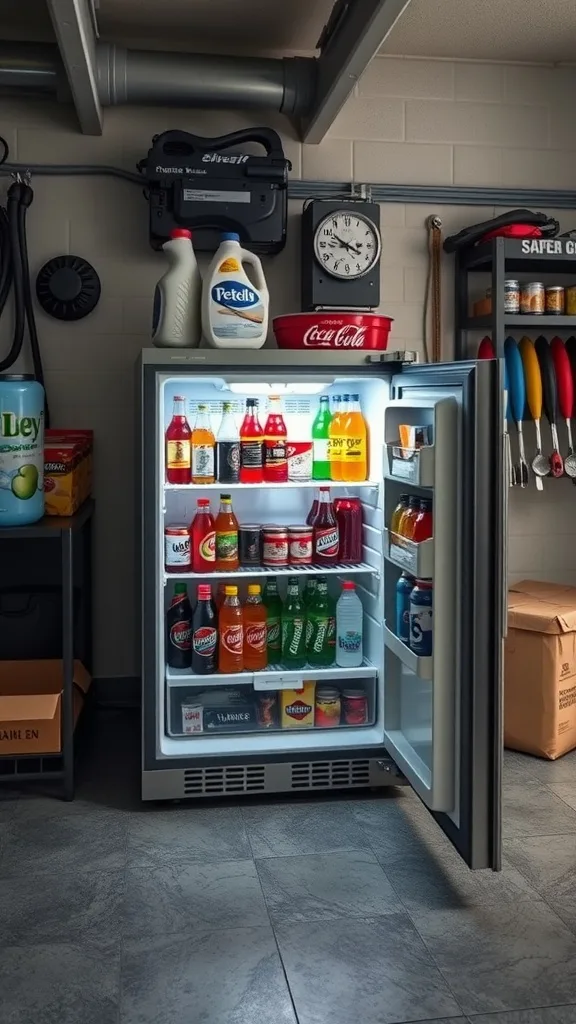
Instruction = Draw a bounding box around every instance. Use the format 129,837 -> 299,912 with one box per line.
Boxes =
0,499 -> 94,799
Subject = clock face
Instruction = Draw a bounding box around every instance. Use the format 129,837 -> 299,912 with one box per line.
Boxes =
313,211 -> 381,280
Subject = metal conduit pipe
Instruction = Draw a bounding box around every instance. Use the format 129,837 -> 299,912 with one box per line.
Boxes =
0,42 -> 65,96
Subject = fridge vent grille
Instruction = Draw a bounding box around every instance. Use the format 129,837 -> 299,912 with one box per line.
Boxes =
291,759 -> 371,789
183,764 -> 266,795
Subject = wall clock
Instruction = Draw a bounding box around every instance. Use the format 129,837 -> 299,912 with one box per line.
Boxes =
301,199 -> 381,311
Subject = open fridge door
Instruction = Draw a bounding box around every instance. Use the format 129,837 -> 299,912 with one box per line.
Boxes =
382,359 -> 504,870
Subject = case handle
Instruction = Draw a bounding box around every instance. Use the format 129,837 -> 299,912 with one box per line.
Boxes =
155,127 -> 286,161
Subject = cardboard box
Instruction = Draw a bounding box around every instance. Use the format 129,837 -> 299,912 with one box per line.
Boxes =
505,580 -> 576,759
0,660 -> 91,755
280,682 -> 316,728
44,429 -> 93,516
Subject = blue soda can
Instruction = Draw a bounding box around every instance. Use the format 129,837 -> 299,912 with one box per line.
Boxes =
409,579 -> 433,656
395,572 -> 415,643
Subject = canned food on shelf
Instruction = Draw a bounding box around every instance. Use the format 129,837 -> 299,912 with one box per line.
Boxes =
545,286 -> 565,315
504,280 -> 520,314
520,281 -> 544,315
566,285 -> 576,315
262,526 -> 289,567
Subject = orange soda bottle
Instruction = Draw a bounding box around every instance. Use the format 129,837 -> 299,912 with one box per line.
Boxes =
390,494 -> 410,536
398,496 -> 420,539
342,393 -> 367,481
329,394 -> 344,481
191,403 -> 216,484
243,584 -> 267,671
218,585 -> 244,673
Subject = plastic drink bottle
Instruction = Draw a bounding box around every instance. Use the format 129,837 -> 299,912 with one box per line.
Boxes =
409,579 -> 433,656
218,585 -> 244,673
312,486 -> 339,565
239,398 -> 264,483
165,396 -> 192,484
166,583 -> 193,669
263,395 -> 288,482
243,584 -> 268,671
395,572 -> 415,644
312,396 -> 332,480
335,497 -> 363,563
191,404 -> 215,484
342,393 -> 368,481
191,584 -> 217,674
412,498 -> 433,543
390,494 -> 409,535
282,577 -> 306,669
191,498 -> 216,572
262,578 -> 283,664
202,232 -> 269,349
215,494 -> 239,571
302,578 -> 318,608
336,581 -> 363,668
306,576 -> 336,668
153,228 -> 202,348
217,401 -> 240,483
328,395 -> 344,481
398,495 -> 420,540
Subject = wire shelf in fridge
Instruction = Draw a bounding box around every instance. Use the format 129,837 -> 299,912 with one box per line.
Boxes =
165,561 -> 377,582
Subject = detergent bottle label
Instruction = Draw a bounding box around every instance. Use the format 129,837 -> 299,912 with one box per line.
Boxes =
210,280 -> 265,341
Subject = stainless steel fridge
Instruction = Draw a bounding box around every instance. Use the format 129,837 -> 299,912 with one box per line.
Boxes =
137,348 -> 504,871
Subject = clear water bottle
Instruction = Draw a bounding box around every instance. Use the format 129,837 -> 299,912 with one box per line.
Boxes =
336,581 -> 363,668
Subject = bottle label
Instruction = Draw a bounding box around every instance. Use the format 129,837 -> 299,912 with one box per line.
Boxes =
264,439 -> 287,471
193,625 -> 217,659
310,616 -> 336,654
329,437 -> 344,462
305,619 -> 314,648
246,623 -> 266,653
343,438 -> 363,461
167,439 -> 190,470
287,442 -> 313,480
197,530 -> 216,563
241,440 -> 263,469
165,533 -> 190,567
266,618 -> 281,653
313,439 -> 329,462
192,444 -> 214,478
221,623 -> 243,654
315,527 -> 339,558
283,617 -> 305,656
216,530 -> 238,562
169,619 -> 192,650
338,630 -> 362,653
217,441 -> 240,481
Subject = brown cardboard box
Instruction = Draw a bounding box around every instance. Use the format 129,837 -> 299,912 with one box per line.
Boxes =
505,580 -> 576,759
0,660 -> 91,755
44,429 -> 93,516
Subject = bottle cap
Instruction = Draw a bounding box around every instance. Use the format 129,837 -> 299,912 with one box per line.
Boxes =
225,585 -> 238,596
170,228 -> 192,239
342,581 -> 356,590
220,494 -> 231,501
198,584 -> 212,599
174,583 -> 188,594
222,232 -> 240,242
247,584 -> 261,595
197,498 -> 210,506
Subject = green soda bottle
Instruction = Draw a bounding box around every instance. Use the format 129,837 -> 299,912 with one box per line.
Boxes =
262,578 -> 283,665
302,578 -> 318,607
306,576 -> 336,667
312,396 -> 332,480
281,576 -> 306,669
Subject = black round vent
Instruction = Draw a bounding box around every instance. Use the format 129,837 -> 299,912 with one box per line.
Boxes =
36,255 -> 101,321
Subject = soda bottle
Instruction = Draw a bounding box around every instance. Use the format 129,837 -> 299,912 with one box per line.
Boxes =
398,495 -> 420,539
239,398 -> 264,483
191,498 -> 216,572
281,576 -> 306,669
302,578 -> 318,609
262,578 -> 283,664
395,572 -> 415,644
329,395 -> 345,482
215,493 -> 239,571
390,494 -> 410,536
312,396 -> 332,480
263,395 -> 288,483
191,583 -> 218,674
335,497 -> 363,563
312,486 -> 339,565
412,498 -> 433,543
215,581 -> 227,610
191,403 -> 216,484
165,395 -> 192,484
342,393 -> 368,481
336,581 -> 363,668
218,585 -> 244,673
306,576 -> 336,668
243,584 -> 268,671
306,491 -> 319,526
166,582 -> 193,669
217,401 -> 240,483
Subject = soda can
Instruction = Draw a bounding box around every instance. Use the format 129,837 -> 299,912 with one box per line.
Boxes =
239,524 -> 261,566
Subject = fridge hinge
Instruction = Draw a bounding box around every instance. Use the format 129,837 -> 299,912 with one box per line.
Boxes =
367,350 -> 419,365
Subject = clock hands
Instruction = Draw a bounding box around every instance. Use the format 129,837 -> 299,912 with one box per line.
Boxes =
331,233 -> 362,256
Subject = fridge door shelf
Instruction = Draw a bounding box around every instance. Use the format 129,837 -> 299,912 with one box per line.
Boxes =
164,561 -> 377,582
165,481 -> 379,491
166,660 -> 377,689
384,443 -> 435,487
383,528 -> 434,578
384,623 -> 433,678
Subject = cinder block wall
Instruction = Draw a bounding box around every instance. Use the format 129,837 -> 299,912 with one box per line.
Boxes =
1,56 -> 575,677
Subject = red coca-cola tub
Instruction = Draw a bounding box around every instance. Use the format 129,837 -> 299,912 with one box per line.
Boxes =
273,312 -> 393,351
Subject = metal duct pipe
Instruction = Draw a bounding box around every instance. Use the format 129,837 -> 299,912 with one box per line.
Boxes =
96,43 -> 315,116
0,42 -> 64,96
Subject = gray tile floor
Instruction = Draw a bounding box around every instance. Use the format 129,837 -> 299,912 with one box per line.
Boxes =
2,712 -> 576,1024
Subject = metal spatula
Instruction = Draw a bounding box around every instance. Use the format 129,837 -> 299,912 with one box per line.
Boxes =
551,337 -> 576,477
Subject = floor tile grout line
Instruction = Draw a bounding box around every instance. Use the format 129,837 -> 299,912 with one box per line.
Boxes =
400,903 -> 475,1019
465,999 -> 576,1018
270,924 -> 302,1024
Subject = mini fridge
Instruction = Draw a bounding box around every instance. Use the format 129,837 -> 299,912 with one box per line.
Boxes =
137,349 -> 504,870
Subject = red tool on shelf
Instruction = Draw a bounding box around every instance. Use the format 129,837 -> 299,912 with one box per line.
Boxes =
551,337 -> 576,479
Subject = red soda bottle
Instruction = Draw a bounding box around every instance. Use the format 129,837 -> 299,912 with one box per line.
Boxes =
190,498 -> 216,572
263,396 -> 288,482
313,487 -> 339,565
165,396 -> 191,484
239,399 -> 264,483
306,490 -> 319,526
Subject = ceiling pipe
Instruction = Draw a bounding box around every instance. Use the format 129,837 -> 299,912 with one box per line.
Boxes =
0,42 -> 65,96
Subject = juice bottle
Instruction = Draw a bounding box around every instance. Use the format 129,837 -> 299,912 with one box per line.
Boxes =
312,396 -> 332,480
262,578 -> 283,664
191,403 -> 215,484
312,486 -> 339,565
218,585 -> 244,673
398,496 -> 420,540
328,395 -> 344,481
243,584 -> 268,671
190,497 -> 216,572
239,398 -> 264,483
215,493 -> 239,571
342,393 -> 368,481
165,395 -> 192,484
412,498 -> 433,543
263,395 -> 288,482
217,401 -> 240,483
390,494 -> 409,536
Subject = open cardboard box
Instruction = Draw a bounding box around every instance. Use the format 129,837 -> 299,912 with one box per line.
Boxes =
0,660 -> 91,756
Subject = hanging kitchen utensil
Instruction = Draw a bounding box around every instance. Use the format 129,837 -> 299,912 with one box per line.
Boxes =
551,337 -> 576,477
535,335 -> 564,477
477,336 -> 516,486
504,336 -> 529,487
519,336 -> 547,489
566,337 -> 576,486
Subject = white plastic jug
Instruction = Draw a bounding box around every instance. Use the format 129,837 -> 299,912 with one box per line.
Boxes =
152,228 -> 202,348
202,232 -> 269,349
